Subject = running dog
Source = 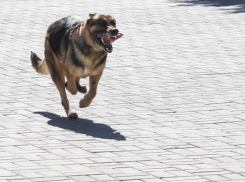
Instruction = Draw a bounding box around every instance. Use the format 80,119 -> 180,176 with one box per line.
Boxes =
31,14 -> 123,119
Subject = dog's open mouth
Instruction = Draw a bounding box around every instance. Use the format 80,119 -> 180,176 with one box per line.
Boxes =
97,33 -> 123,53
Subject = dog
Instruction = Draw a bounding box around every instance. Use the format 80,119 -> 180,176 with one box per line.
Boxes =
30,14 -> 123,119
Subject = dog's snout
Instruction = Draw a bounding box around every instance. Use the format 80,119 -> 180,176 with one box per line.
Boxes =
110,28 -> 119,35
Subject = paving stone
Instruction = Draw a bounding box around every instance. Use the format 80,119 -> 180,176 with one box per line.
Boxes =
0,168 -> 17,177
203,174 -> 229,181
90,174 -> 116,181
143,179 -> 167,182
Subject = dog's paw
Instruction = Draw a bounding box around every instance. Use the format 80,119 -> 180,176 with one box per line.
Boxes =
68,112 -> 78,119
79,99 -> 90,108
78,86 -> 87,94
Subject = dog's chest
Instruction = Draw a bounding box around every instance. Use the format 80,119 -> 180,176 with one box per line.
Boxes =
67,49 -> 107,78
78,57 -> 105,78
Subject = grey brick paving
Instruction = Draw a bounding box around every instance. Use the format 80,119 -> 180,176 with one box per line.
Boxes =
1,0 -> 245,181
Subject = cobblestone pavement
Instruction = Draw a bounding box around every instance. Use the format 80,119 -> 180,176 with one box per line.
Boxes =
1,0 -> 245,181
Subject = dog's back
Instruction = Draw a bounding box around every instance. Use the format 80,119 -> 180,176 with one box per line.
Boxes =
47,16 -> 83,58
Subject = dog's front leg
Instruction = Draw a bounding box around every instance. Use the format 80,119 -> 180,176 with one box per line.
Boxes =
75,77 -> 87,94
79,72 -> 102,108
65,71 -> 77,95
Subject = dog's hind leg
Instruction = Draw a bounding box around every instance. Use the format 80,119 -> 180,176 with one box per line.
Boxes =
45,47 -> 78,119
75,77 -> 87,94
79,72 -> 102,108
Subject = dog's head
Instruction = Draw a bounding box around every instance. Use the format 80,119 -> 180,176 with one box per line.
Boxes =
83,13 -> 123,53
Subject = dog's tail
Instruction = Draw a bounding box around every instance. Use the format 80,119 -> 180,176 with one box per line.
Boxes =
30,52 -> 49,75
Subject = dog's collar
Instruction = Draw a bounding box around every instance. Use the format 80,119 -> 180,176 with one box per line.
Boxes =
86,44 -> 94,50
70,28 -> 95,52
80,34 -> 95,50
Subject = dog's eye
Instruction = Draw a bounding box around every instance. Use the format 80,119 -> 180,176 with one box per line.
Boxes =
111,20 -> 116,27
100,20 -> 107,26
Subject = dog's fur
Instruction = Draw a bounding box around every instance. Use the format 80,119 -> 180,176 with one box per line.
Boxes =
31,14 -> 122,119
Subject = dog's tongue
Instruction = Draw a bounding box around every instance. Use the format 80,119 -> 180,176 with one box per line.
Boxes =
99,33 -> 123,46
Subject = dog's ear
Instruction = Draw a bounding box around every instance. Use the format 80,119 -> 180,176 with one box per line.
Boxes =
87,14 -> 94,25
87,13 -> 97,25
89,13 -> 97,18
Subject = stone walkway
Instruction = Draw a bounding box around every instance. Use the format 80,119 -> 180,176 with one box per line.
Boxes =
0,0 -> 245,181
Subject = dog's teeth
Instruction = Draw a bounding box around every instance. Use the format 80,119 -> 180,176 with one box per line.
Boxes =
109,36 -> 116,39
101,38 -> 105,44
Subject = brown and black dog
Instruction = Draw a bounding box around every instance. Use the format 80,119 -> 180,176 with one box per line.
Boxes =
31,14 -> 123,119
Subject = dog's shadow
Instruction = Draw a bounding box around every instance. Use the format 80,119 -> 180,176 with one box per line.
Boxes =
34,112 -> 126,141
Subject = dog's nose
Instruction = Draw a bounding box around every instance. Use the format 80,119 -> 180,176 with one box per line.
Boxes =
110,28 -> 119,35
